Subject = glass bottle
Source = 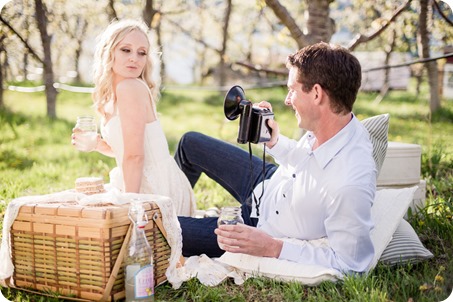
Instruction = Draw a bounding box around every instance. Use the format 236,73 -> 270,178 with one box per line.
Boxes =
217,206 -> 244,250
75,115 -> 97,152
124,199 -> 154,302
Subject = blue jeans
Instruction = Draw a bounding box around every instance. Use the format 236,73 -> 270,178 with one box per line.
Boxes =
175,132 -> 277,257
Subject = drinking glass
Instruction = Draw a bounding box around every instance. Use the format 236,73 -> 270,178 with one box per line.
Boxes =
217,206 -> 244,250
75,115 -> 98,152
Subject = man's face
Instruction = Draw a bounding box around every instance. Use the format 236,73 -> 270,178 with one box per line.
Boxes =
285,67 -> 317,130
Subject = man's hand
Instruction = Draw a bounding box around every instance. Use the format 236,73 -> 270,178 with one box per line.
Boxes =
255,101 -> 279,148
215,223 -> 283,258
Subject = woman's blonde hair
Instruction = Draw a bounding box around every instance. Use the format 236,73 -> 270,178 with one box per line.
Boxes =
92,19 -> 159,116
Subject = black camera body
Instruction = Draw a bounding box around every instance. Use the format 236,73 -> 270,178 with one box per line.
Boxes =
224,85 -> 274,144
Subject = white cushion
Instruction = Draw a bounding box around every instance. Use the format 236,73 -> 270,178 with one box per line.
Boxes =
218,187 -> 417,283
380,218 -> 433,265
368,186 -> 418,270
361,113 -> 390,176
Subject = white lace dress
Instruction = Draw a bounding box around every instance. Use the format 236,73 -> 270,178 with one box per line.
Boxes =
100,82 -> 196,217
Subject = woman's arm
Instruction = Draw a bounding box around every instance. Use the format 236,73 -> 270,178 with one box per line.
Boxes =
116,79 -> 154,193
72,129 -> 114,157
93,135 -> 115,157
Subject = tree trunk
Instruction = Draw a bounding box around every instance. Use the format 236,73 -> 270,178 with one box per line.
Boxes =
194,2 -> 207,85
413,63 -> 423,98
74,17 -> 88,83
35,0 -> 58,118
374,27 -> 397,104
305,0 -> 335,44
107,0 -> 117,22
0,64 -> 3,108
23,52 -> 28,81
155,20 -> 165,84
419,0 -> 440,113
143,0 -> 157,26
142,0 -> 165,84
0,34 -> 6,107
219,0 -> 232,87
74,46 -> 82,83
383,28 -> 397,90
0,53 -> 4,108
265,0 -> 334,48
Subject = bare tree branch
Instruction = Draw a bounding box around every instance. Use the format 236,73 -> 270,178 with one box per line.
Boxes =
143,0 -> 188,28
347,0 -> 412,51
264,0 -> 308,48
0,14 -> 43,64
165,18 -> 221,53
432,0 -> 453,27
234,61 -> 287,76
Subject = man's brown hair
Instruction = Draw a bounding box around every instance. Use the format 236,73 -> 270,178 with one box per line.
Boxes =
286,42 -> 362,114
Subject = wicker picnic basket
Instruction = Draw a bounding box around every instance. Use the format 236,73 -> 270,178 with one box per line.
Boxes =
10,199 -> 172,301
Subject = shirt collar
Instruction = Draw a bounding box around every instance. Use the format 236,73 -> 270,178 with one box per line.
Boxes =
310,113 -> 358,170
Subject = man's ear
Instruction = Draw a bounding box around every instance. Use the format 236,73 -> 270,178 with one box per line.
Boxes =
313,84 -> 324,105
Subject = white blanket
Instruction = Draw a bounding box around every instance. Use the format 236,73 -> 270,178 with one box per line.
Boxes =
1,186 -> 417,289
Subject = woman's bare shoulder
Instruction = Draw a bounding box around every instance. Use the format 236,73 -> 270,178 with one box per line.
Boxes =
116,78 -> 148,95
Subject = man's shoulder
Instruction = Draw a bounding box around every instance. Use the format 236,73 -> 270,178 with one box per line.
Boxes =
328,122 -> 376,187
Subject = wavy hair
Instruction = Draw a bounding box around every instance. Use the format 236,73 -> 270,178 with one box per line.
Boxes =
92,19 -> 159,116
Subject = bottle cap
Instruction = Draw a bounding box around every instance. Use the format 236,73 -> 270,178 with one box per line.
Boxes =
137,221 -> 147,228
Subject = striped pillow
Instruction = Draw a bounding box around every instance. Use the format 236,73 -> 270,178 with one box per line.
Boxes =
380,218 -> 433,265
362,114 -> 390,176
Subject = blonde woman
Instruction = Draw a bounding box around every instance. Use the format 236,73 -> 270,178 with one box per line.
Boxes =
72,19 -> 196,217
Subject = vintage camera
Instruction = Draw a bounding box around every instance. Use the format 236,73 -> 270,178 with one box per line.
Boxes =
224,85 -> 274,144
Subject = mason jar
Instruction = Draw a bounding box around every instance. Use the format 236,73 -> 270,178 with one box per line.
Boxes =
217,206 -> 244,250
75,115 -> 98,152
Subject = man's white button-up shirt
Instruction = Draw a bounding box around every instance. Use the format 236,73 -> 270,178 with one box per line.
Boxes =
254,114 -> 376,273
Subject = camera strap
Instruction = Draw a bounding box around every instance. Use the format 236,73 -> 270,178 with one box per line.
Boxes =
249,142 -> 266,217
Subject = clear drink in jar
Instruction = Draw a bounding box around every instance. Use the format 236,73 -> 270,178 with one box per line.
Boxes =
217,206 -> 244,250
75,115 -> 97,152
77,131 -> 98,152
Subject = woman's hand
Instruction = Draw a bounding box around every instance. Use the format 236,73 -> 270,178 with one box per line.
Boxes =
215,223 -> 283,258
72,128 -> 115,157
71,128 -> 98,152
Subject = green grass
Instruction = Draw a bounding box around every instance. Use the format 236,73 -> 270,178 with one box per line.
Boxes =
1,81 -> 452,301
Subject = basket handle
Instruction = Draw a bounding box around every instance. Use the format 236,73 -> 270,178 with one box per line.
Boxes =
100,223 -> 133,302
101,208 -> 185,301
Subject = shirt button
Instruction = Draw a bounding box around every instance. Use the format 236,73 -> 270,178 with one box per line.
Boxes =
292,174 -> 296,178
276,211 -> 279,214
283,194 -> 286,198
